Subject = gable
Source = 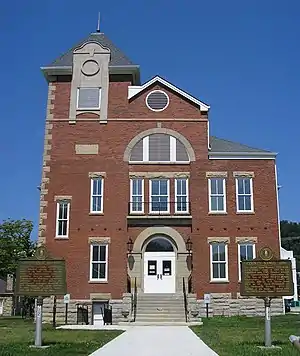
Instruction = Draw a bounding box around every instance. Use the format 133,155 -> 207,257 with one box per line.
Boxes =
128,76 -> 210,112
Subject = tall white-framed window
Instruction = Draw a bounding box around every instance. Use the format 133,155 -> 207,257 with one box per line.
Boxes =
90,178 -> 104,213
130,178 -> 144,213
56,201 -> 70,238
175,178 -> 189,213
77,88 -> 101,110
208,178 -> 226,213
150,179 -> 170,214
210,243 -> 228,281
238,243 -> 256,281
89,244 -> 108,282
236,177 -> 254,212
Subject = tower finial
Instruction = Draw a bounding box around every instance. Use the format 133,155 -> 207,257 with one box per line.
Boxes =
96,12 -> 100,33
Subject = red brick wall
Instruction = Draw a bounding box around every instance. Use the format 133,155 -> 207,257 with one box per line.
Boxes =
44,79 -> 279,300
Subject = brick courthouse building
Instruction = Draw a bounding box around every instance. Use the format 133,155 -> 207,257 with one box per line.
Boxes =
38,29 -> 284,324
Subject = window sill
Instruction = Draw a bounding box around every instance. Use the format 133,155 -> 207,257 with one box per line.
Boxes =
208,212 -> 228,215
89,212 -> 104,216
129,161 -> 190,165
127,215 -> 192,219
55,236 -> 69,240
236,211 -> 255,215
88,280 -> 108,284
210,280 -> 229,284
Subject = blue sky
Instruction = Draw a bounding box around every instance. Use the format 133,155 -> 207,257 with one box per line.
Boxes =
0,0 -> 299,238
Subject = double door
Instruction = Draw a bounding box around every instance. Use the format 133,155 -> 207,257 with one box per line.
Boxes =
144,252 -> 176,293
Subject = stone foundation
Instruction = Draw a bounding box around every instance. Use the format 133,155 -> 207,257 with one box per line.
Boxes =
41,294 -> 132,325
187,293 -> 284,321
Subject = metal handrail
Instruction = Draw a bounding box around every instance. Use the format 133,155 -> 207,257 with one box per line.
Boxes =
183,277 -> 188,323
128,201 -> 191,215
132,277 -> 137,322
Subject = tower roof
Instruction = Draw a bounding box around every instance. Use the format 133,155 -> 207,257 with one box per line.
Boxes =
41,32 -> 140,83
47,32 -> 136,68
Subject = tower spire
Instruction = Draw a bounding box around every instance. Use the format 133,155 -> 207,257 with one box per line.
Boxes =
96,12 -> 100,33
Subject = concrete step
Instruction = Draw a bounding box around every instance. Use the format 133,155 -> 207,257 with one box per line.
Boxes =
135,317 -> 186,322
137,308 -> 184,313
136,313 -> 185,319
136,312 -> 185,317
137,303 -> 184,307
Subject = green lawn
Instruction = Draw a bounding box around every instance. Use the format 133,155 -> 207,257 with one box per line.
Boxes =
0,317 -> 123,356
191,314 -> 300,356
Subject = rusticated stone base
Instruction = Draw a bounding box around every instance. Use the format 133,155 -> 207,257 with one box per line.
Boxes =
40,294 -> 132,325
187,293 -> 284,320
1,297 -> 13,316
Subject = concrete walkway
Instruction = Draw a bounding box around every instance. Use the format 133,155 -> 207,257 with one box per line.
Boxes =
89,326 -> 218,356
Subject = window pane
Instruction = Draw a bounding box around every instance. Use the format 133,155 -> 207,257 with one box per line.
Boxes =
92,246 -> 99,261
217,179 -> 224,194
176,139 -> 189,161
130,139 -> 143,161
93,179 -> 102,195
92,196 -> 102,212
92,263 -> 99,279
159,180 -> 168,195
218,244 -> 226,261
132,179 -> 142,195
78,88 -> 100,109
99,263 -> 106,279
247,245 -> 254,259
244,179 -> 251,194
238,196 -> 245,210
213,263 -> 219,278
212,244 -> 218,261
219,263 -> 226,278
237,179 -> 244,194
211,196 -> 218,211
58,203 -> 67,219
151,180 -> 160,195
210,179 -> 217,194
244,196 -> 252,210
240,245 -> 247,260
149,134 -> 170,161
99,246 -> 106,261
217,196 -> 224,211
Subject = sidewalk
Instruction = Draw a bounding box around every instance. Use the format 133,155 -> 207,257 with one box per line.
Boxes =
89,325 -> 218,356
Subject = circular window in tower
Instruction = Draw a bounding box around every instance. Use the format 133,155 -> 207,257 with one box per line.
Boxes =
146,90 -> 169,112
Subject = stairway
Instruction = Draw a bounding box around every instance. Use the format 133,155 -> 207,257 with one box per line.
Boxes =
134,293 -> 187,325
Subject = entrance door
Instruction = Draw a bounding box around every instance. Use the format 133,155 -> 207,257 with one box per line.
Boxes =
92,302 -> 104,326
144,252 -> 176,293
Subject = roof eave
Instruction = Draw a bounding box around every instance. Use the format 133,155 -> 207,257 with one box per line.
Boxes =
209,151 -> 277,159
41,65 -> 140,84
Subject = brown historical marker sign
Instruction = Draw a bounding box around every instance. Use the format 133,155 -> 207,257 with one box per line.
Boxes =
15,246 -> 67,296
240,247 -> 294,297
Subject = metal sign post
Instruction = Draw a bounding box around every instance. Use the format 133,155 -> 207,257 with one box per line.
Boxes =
204,294 -> 211,318
64,294 -> 70,325
264,297 -> 272,347
35,297 -> 43,347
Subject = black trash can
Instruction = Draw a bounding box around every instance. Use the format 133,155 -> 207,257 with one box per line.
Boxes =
103,305 -> 112,325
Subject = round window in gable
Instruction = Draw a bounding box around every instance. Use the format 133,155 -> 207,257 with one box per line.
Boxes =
146,90 -> 169,112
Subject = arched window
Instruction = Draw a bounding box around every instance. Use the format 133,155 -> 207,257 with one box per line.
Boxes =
145,237 -> 174,252
130,134 -> 189,163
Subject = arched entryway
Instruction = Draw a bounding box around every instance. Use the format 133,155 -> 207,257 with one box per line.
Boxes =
128,227 -> 191,293
143,236 -> 176,293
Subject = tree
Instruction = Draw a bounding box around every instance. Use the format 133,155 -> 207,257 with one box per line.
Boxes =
280,220 -> 300,271
0,219 -> 36,280
281,220 -> 300,238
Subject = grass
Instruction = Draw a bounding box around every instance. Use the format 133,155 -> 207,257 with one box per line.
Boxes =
191,314 -> 300,356
0,317 -> 123,355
